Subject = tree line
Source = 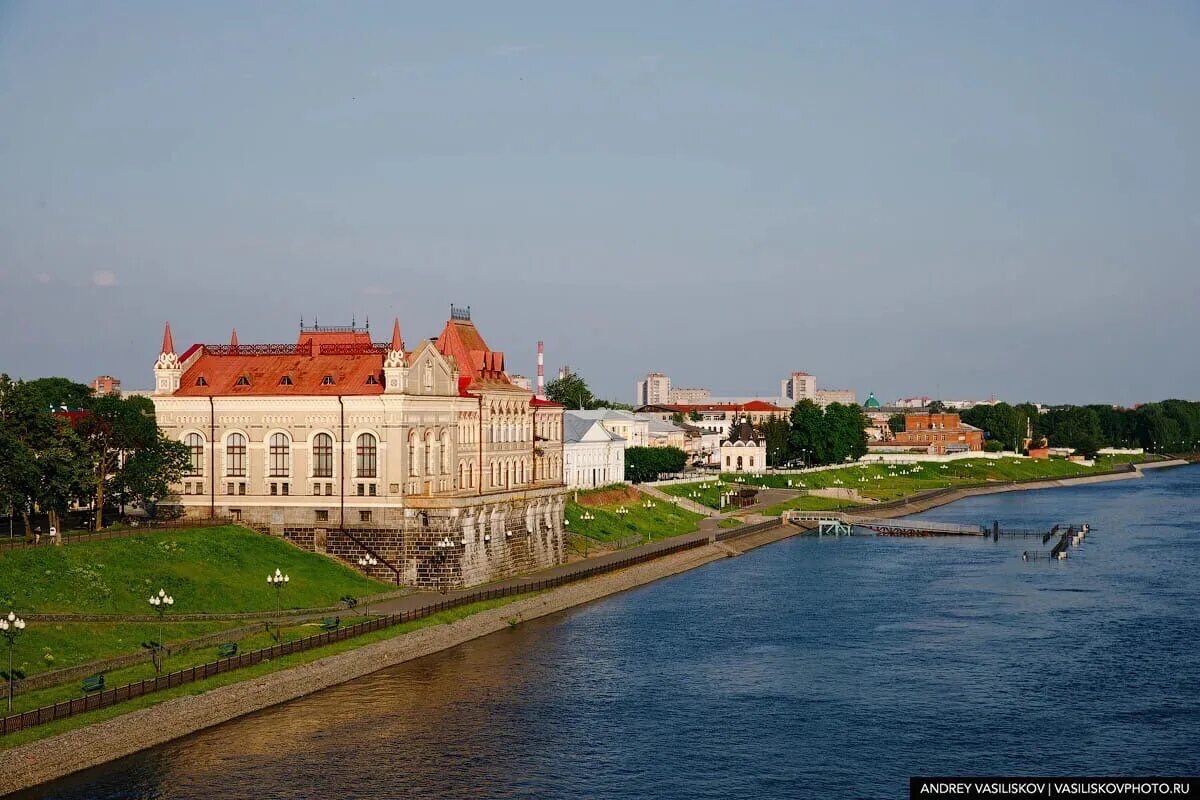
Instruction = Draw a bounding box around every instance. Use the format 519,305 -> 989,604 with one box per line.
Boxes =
0,376 -> 189,537
957,399 -> 1200,458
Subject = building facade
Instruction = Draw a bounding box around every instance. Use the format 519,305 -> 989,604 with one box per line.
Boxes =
780,372 -> 817,403
563,412 -> 626,489
892,412 -> 984,454
815,388 -> 856,407
668,387 -> 711,404
151,309 -> 568,590
635,372 -> 671,406
720,419 -> 767,472
89,375 -> 121,396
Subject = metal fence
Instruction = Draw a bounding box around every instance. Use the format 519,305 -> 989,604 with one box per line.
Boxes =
0,517 -> 235,552
0,536 -> 708,737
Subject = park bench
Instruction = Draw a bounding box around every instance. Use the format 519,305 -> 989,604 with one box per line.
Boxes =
82,674 -> 105,694
217,643 -> 238,659
320,617 -> 340,632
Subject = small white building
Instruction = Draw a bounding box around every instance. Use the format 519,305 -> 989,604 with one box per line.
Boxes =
568,409 -> 648,447
563,412 -> 627,489
720,419 -> 766,472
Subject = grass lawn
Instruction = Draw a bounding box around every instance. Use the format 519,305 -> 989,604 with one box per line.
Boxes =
0,526 -> 391,615
660,456 -> 1149,509
566,487 -> 704,543
0,593 -> 536,750
12,620 -> 249,679
716,518 -> 743,529
758,495 -> 863,517
657,480 -> 729,509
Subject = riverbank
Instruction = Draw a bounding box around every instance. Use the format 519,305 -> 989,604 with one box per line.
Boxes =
2,459 -> 1189,794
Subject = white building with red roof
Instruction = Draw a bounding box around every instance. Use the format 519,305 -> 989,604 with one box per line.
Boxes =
151,306 -> 567,589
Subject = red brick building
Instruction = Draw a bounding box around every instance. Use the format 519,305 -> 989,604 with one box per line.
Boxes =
893,413 -> 984,454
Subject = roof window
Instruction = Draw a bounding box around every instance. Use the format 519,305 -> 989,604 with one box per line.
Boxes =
195,376 -> 208,386
279,375 -> 294,386
366,375 -> 379,385
235,375 -> 250,386
321,375 -> 335,385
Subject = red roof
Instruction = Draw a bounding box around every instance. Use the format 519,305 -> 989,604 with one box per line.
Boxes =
530,397 -> 562,408
653,401 -> 787,413
435,318 -> 511,389
174,329 -> 385,396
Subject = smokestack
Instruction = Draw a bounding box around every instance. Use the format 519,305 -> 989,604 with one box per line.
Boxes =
537,340 -> 545,399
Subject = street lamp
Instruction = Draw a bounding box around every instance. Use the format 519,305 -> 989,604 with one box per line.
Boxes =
356,556 -> 377,615
267,569 -> 290,642
146,588 -> 174,673
0,612 -> 26,713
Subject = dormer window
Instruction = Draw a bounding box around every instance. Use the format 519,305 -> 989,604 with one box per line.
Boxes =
195,376 -> 208,386
235,375 -> 250,386
279,375 -> 294,386
366,374 -> 379,385
321,375 -> 335,385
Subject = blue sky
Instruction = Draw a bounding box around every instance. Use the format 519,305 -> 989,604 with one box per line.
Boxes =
1,1 -> 1197,405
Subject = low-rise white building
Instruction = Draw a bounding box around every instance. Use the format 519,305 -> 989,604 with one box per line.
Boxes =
563,412 -> 626,488
720,419 -> 766,472
569,409 -> 648,447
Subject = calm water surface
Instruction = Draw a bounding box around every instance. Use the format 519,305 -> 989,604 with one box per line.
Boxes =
24,466 -> 1200,799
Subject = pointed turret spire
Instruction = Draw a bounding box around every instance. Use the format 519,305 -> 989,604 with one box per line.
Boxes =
230,329 -> 239,348
161,322 -> 175,355
390,318 -> 402,352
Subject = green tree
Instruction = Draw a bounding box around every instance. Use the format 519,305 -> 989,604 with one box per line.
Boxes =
669,412 -> 686,426
0,376 -> 90,537
77,394 -> 166,529
624,446 -> 687,483
21,377 -> 92,411
823,403 -> 868,463
788,400 -> 827,465
688,410 -> 703,422
545,371 -> 596,410
760,416 -> 792,467
112,432 -> 190,516
926,400 -> 947,413
887,413 -> 906,434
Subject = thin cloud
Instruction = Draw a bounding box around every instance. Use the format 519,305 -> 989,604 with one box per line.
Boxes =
91,270 -> 118,288
34,273 -> 52,284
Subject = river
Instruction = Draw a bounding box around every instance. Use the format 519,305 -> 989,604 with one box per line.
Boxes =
22,465 -> 1200,799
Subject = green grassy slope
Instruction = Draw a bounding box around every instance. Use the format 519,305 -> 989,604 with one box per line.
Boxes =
0,526 -> 390,615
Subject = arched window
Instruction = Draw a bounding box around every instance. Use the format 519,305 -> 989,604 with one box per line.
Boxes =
313,433 -> 334,478
424,431 -> 434,476
226,433 -> 246,477
269,433 -> 290,477
440,431 -> 450,474
184,433 -> 204,476
408,432 -> 418,476
356,433 -> 377,478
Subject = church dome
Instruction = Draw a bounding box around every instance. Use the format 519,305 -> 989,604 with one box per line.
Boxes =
864,392 -> 881,410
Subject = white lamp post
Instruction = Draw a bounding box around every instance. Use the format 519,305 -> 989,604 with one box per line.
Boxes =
147,589 -> 174,671
267,569 -> 289,642
0,612 -> 26,712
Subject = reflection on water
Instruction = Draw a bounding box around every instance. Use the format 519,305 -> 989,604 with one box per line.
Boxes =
25,466 -> 1200,799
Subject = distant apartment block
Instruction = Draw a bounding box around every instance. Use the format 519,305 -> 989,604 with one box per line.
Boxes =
815,388 -> 856,407
635,372 -> 671,406
89,375 -> 121,396
669,387 -> 711,404
509,374 -> 532,391
780,371 -> 816,402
